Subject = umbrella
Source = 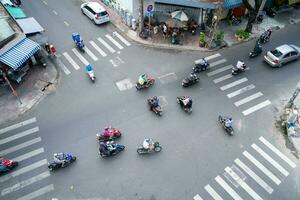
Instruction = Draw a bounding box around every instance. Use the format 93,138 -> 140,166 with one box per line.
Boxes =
165,18 -> 187,28
171,10 -> 189,22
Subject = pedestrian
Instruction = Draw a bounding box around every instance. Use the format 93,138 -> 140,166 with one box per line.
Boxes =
162,23 -> 167,39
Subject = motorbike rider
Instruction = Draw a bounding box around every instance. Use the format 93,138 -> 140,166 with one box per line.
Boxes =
224,117 -> 233,129
150,96 -> 159,109
44,43 -> 51,54
53,153 -> 68,167
138,74 -> 149,86
189,73 -> 198,81
253,40 -> 262,54
235,60 -> 246,71
181,96 -> 192,109
102,126 -> 112,138
143,138 -> 154,152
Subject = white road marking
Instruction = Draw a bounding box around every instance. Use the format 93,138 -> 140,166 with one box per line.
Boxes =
89,41 -> 107,57
242,100 -> 271,116
56,57 -> 71,75
220,78 -> 248,91
227,84 -> 255,98
234,92 -> 263,107
0,118 -> 36,135
209,59 -> 227,68
84,46 -> 98,61
1,171 -> 50,196
205,53 -> 221,61
204,184 -> 223,200
259,137 -> 296,168
0,159 -> 47,183
97,37 -> 115,53
12,148 -> 44,162
243,151 -> 281,185
16,184 -> 54,200
62,52 -> 80,70
193,194 -> 204,200
0,127 -> 39,145
0,137 -> 41,156
215,176 -> 243,200
113,31 -> 131,46
109,59 -> 118,67
52,10 -> 58,15
207,65 -> 233,76
72,48 -> 89,65
235,158 -> 273,194
158,72 -> 175,79
42,1 -> 47,5
116,56 -> 125,63
225,167 -> 263,200
213,74 -> 233,83
63,21 -> 69,26
105,34 -> 123,49
252,143 -> 289,176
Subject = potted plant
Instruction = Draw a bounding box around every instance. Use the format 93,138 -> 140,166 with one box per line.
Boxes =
215,31 -> 224,46
198,32 -> 206,47
235,29 -> 250,42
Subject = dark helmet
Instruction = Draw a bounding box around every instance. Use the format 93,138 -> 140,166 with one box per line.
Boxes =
229,117 -> 232,121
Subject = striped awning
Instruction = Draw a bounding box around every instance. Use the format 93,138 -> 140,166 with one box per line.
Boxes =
224,0 -> 243,9
0,38 -> 40,70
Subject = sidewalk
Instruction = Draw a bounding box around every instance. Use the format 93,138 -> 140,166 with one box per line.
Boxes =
0,53 -> 58,125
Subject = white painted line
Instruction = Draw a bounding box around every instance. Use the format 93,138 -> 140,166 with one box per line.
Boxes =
252,143 -> 289,176
89,41 -> 107,57
16,184 -> 54,200
213,74 -> 233,84
242,100 -> 271,116
234,92 -> 263,107
0,118 -> 36,135
205,53 -> 221,61
235,158 -> 273,194
193,194 -> 204,200
113,31 -> 131,46
204,184 -> 223,200
259,136 -> 296,168
243,151 -> 281,185
56,58 -> 71,75
0,127 -> 39,145
62,52 -> 80,70
12,148 -> 44,162
1,171 -> 50,196
227,84 -> 255,98
0,137 -> 41,156
215,176 -> 243,200
97,37 -> 115,53
72,48 -> 89,65
42,1 -> 47,5
209,59 -> 227,68
63,21 -> 69,26
52,10 -> 58,15
158,72 -> 175,79
0,159 -> 47,183
105,34 -> 123,49
84,46 -> 98,61
225,167 -> 263,200
220,78 -> 248,91
207,65 -> 233,76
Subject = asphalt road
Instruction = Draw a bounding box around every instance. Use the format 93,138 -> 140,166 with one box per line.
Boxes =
0,0 -> 300,200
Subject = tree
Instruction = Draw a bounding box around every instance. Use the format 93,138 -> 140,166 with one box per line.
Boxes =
242,0 -> 262,32
138,0 -> 144,32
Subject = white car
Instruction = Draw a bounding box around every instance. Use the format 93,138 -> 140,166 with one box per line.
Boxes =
264,44 -> 300,67
81,2 -> 110,25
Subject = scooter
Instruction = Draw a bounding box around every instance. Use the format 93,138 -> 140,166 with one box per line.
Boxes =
147,98 -> 162,116
193,58 -> 209,73
176,96 -> 192,113
0,158 -> 18,174
85,65 -> 95,82
99,142 -> 125,157
72,33 -> 85,52
218,115 -> 234,135
182,73 -> 199,87
136,77 -> 155,90
47,153 -> 76,171
249,49 -> 262,58
232,63 -> 247,75
137,141 -> 162,155
259,29 -> 272,44
96,127 -> 122,142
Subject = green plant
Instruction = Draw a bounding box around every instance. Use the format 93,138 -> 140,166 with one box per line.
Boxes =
215,31 -> 224,41
235,29 -> 250,40
199,32 -> 206,44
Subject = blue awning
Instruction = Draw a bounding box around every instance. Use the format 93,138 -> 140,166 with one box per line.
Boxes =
0,38 -> 40,70
224,0 -> 243,9
155,0 -> 217,9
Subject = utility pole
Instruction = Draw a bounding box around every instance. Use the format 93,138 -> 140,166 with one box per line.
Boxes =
138,0 -> 144,32
286,82 -> 300,109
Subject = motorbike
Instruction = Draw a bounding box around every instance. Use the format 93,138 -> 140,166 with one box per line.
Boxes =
99,142 -> 125,157
218,115 -> 234,135
72,32 -> 85,52
182,73 -> 199,87
259,29 -> 272,44
231,16 -> 242,25
232,63 -> 247,75
85,65 -> 95,82
249,49 -> 262,58
96,127 -> 122,142
137,141 -> 162,155
47,153 -> 76,171
0,158 -> 18,174
136,76 -> 155,90
147,97 -> 162,116
193,58 -> 209,73
176,96 -> 192,113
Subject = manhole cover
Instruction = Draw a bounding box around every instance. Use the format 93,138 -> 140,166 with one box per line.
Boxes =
158,72 -> 177,84
115,78 -> 134,91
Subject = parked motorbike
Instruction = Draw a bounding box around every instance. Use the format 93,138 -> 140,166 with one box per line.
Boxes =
147,97 -> 162,116
0,158 -> 18,174
218,115 -> 234,135
182,73 -> 199,87
96,127 -> 122,142
137,141 -> 162,155
99,141 -> 125,157
193,58 -> 209,73
47,153 -> 76,171
231,15 -> 242,25
136,77 -> 155,90
176,96 -> 192,113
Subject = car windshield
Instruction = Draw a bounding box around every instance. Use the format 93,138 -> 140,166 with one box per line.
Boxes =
271,49 -> 283,57
97,11 -> 108,17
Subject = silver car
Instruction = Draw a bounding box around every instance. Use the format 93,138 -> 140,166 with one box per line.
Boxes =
264,44 -> 300,67
81,2 -> 110,25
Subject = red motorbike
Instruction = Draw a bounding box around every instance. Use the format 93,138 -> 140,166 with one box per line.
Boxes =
0,158 -> 18,174
147,97 -> 162,116
96,127 -> 122,142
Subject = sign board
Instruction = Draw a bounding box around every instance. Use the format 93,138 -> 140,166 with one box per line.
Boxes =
146,5 -> 153,12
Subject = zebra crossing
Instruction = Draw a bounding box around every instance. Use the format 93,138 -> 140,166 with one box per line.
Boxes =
193,136 -> 297,200
59,31 -> 131,75
0,118 -> 53,199
204,53 -> 271,116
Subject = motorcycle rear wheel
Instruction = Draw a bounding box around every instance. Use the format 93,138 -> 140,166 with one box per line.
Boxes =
154,146 -> 162,152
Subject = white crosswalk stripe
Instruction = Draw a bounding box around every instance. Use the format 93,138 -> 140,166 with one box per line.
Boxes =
234,92 -> 263,107
0,118 -> 36,135
106,34 -> 123,49
97,37 -> 115,53
209,59 -> 227,68
72,48 -> 89,65
16,184 -> 54,200
56,57 -> 71,75
243,151 -> 281,185
205,53 -> 221,61
215,176 -> 243,200
193,194 -> 204,200
259,137 -> 296,168
113,31 -> 131,46
84,46 -> 98,61
220,78 -> 248,91
204,184 -> 223,200
12,148 -> 45,162
0,137 -> 41,156
89,41 -> 107,57
207,65 -> 233,76
213,74 -> 233,83
0,127 -> 39,145
63,52 -> 80,70
242,100 -> 271,116
227,84 -> 255,98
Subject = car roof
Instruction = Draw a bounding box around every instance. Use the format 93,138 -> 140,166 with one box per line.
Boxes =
276,44 -> 295,54
87,2 -> 105,12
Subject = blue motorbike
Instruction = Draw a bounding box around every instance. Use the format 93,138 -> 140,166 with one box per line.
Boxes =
48,153 -> 77,171
72,32 -> 85,52
99,141 -> 125,157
